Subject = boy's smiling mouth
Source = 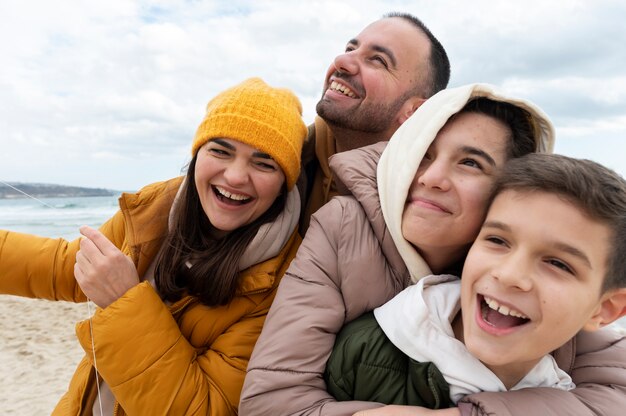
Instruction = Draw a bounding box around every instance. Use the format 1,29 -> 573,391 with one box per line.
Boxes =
479,295 -> 530,331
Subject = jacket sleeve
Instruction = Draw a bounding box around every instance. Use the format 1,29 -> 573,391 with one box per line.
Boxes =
0,209 -> 128,301
75,281 -> 267,416
325,312 -> 378,402
239,200 -> 384,416
457,329 -> 626,416
0,229 -> 84,301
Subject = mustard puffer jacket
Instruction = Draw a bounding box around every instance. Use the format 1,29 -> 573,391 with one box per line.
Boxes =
0,176 -> 301,415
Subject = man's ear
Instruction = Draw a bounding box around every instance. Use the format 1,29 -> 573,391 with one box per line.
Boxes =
583,288 -> 626,331
397,97 -> 426,125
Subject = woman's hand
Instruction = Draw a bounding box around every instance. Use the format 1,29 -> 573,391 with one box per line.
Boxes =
353,406 -> 461,416
74,225 -> 139,308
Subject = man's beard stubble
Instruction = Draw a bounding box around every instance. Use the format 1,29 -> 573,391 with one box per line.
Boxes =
316,85 -> 414,134
316,96 -> 403,134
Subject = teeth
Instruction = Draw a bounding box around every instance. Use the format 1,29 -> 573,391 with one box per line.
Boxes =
215,186 -> 250,201
330,81 -> 356,98
484,296 -> 528,319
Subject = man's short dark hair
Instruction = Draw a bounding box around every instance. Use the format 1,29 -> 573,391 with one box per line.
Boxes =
384,12 -> 450,98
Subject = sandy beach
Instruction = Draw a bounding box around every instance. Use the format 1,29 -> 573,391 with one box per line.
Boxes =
0,295 -> 85,415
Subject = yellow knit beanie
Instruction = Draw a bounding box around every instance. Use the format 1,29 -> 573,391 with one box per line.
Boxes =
191,77 -> 307,190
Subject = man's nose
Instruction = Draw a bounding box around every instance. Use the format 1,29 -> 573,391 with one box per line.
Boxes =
333,50 -> 359,75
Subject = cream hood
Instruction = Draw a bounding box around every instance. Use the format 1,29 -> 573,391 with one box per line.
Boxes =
377,83 -> 555,282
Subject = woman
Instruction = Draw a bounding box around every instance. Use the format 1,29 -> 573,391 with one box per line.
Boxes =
0,77 -> 307,415
240,83 -> 554,414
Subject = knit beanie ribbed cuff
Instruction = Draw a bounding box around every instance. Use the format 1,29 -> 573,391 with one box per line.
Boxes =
191,78 -> 307,189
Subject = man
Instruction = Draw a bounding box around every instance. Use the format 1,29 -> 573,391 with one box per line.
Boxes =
299,12 -> 450,232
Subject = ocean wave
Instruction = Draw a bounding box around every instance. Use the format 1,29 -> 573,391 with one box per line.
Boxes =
52,202 -> 80,209
0,195 -> 120,239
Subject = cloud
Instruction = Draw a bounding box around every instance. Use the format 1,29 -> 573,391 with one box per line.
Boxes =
1,0 -> 625,190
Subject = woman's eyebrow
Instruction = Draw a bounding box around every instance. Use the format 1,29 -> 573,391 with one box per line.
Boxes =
211,138 -> 235,150
461,145 -> 497,167
253,152 -> 273,159
211,138 -> 273,160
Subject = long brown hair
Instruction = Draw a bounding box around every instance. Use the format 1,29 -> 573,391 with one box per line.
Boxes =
154,155 -> 288,306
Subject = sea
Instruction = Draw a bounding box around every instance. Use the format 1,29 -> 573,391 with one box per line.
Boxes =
0,194 -> 121,241
0,194 -> 624,333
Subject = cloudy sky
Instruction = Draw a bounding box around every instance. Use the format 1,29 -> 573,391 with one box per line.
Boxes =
1,0 -> 625,191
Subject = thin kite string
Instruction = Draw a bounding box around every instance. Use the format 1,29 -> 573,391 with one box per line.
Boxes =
0,181 -> 55,208
86,299 -> 104,416
1,181 -> 103,412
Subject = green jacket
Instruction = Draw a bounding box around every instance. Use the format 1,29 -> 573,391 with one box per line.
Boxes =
325,312 -> 452,409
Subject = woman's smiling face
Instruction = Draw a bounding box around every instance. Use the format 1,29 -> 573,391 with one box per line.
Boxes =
401,111 -> 511,272
194,138 -> 285,236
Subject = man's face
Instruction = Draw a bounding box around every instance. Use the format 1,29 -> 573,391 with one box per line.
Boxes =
316,17 -> 431,136
460,189 -> 612,387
